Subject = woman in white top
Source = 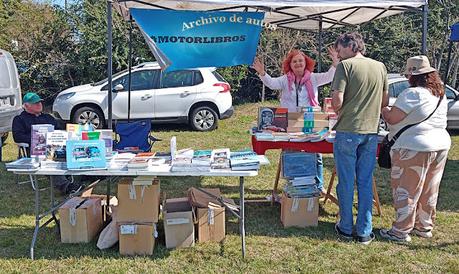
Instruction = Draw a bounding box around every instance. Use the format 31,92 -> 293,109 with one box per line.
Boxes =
252,48 -> 339,193
252,48 -> 339,112
380,55 -> 450,242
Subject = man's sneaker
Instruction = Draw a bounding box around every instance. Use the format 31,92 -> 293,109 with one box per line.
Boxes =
335,223 -> 353,241
355,232 -> 375,245
379,229 -> 412,242
411,228 -> 433,238
66,183 -> 84,195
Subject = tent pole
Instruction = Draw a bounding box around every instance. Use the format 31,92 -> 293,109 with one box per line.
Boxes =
421,3 -> 428,54
107,0 -> 113,129
128,15 -> 133,122
318,18 -> 323,72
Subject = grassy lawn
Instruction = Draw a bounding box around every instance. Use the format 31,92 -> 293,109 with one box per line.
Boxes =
0,101 -> 458,273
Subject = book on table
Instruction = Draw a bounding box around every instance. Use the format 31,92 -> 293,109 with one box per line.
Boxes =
230,150 -> 260,171
31,124 -> 54,156
66,140 -> 106,170
6,157 -> 40,170
210,148 -> 231,169
45,130 -> 69,161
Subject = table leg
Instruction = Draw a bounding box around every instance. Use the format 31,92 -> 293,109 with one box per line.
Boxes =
272,153 -> 282,205
30,175 -> 40,260
372,177 -> 382,216
106,177 -> 111,223
239,176 -> 245,259
49,177 -> 59,230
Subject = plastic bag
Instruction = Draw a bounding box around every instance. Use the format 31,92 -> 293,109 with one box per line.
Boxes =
96,206 -> 118,250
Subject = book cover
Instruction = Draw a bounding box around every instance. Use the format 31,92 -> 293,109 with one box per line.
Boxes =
192,150 -> 212,165
257,107 -> 288,132
31,124 -> 54,156
66,140 -> 106,170
46,130 -> 69,161
210,148 -> 231,169
95,129 -> 113,156
282,151 -> 317,178
66,124 -> 81,140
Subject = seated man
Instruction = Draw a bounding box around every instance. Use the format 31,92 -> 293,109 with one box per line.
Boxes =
12,92 -> 83,195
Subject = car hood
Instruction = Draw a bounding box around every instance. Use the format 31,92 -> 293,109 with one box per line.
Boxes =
59,84 -> 96,95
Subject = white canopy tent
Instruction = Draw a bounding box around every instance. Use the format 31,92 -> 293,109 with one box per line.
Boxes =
106,0 -> 428,127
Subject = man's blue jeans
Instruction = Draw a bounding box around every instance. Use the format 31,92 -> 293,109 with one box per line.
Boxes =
333,131 -> 378,237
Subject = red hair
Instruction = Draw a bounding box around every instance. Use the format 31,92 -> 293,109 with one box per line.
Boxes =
282,49 -> 316,74
409,71 -> 444,97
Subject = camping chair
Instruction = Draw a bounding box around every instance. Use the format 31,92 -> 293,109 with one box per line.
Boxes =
113,119 -> 161,152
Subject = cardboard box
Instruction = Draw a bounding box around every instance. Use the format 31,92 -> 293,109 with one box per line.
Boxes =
196,206 -> 225,242
164,197 -> 194,249
59,197 -> 103,243
288,112 -> 329,120
288,119 -> 329,128
81,188 -> 119,222
117,178 -> 160,223
119,223 -> 156,256
287,127 -> 326,133
281,194 -> 319,228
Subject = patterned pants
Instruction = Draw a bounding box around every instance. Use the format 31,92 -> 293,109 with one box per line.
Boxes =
389,148 -> 448,237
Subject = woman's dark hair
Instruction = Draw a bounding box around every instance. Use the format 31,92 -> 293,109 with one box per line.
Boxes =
334,32 -> 366,54
408,71 -> 444,97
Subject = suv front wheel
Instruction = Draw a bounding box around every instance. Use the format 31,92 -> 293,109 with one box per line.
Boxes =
73,106 -> 105,129
190,106 -> 218,131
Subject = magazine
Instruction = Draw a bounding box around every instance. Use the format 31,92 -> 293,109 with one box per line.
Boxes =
45,130 -> 69,161
66,140 -> 106,170
5,157 -> 40,170
210,148 -> 231,169
31,124 -> 54,156
257,107 -> 288,132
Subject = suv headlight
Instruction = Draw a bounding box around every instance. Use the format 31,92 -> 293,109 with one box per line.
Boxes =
56,92 -> 75,102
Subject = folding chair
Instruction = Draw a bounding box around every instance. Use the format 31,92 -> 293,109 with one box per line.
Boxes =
113,119 -> 161,152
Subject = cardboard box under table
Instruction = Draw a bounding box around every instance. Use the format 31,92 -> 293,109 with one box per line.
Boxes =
59,197 -> 104,243
119,223 -> 156,256
117,178 -> 160,223
281,194 -> 319,228
163,197 -> 194,249
188,187 -> 227,243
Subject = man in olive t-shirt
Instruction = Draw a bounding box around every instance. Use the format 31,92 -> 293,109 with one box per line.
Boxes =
331,32 -> 388,245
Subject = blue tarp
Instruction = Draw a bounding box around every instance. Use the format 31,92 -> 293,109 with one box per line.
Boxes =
130,9 -> 264,71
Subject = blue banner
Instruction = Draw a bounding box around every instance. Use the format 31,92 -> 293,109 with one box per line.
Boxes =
130,9 -> 264,71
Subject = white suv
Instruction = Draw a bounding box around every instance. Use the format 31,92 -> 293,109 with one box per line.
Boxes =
0,49 -> 23,144
52,62 -> 233,131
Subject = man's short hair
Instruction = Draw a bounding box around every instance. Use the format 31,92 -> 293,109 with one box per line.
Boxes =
334,32 -> 366,54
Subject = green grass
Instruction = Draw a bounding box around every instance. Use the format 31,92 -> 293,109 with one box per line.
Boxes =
0,101 -> 458,273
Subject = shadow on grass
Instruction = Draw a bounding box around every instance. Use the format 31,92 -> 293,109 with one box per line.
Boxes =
0,223 -> 174,260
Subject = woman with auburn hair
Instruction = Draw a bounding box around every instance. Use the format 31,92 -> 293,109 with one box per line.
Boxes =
252,48 -> 339,112
380,55 -> 451,242
252,48 -> 339,194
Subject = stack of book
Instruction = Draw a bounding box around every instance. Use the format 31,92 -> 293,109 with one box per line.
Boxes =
127,152 -> 156,170
190,150 -> 212,171
210,148 -> 231,170
282,151 -> 320,198
108,153 -> 136,171
6,158 -> 40,170
283,176 -> 320,198
171,149 -> 210,172
230,150 -> 260,171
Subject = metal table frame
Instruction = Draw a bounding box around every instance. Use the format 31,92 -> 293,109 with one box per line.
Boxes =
10,168 -> 257,260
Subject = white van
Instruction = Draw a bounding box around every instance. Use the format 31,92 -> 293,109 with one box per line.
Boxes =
0,49 -> 22,144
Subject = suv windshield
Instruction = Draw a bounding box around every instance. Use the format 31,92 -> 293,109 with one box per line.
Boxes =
91,69 -> 127,86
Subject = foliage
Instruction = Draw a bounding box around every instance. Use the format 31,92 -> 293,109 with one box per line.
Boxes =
0,0 -> 458,104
